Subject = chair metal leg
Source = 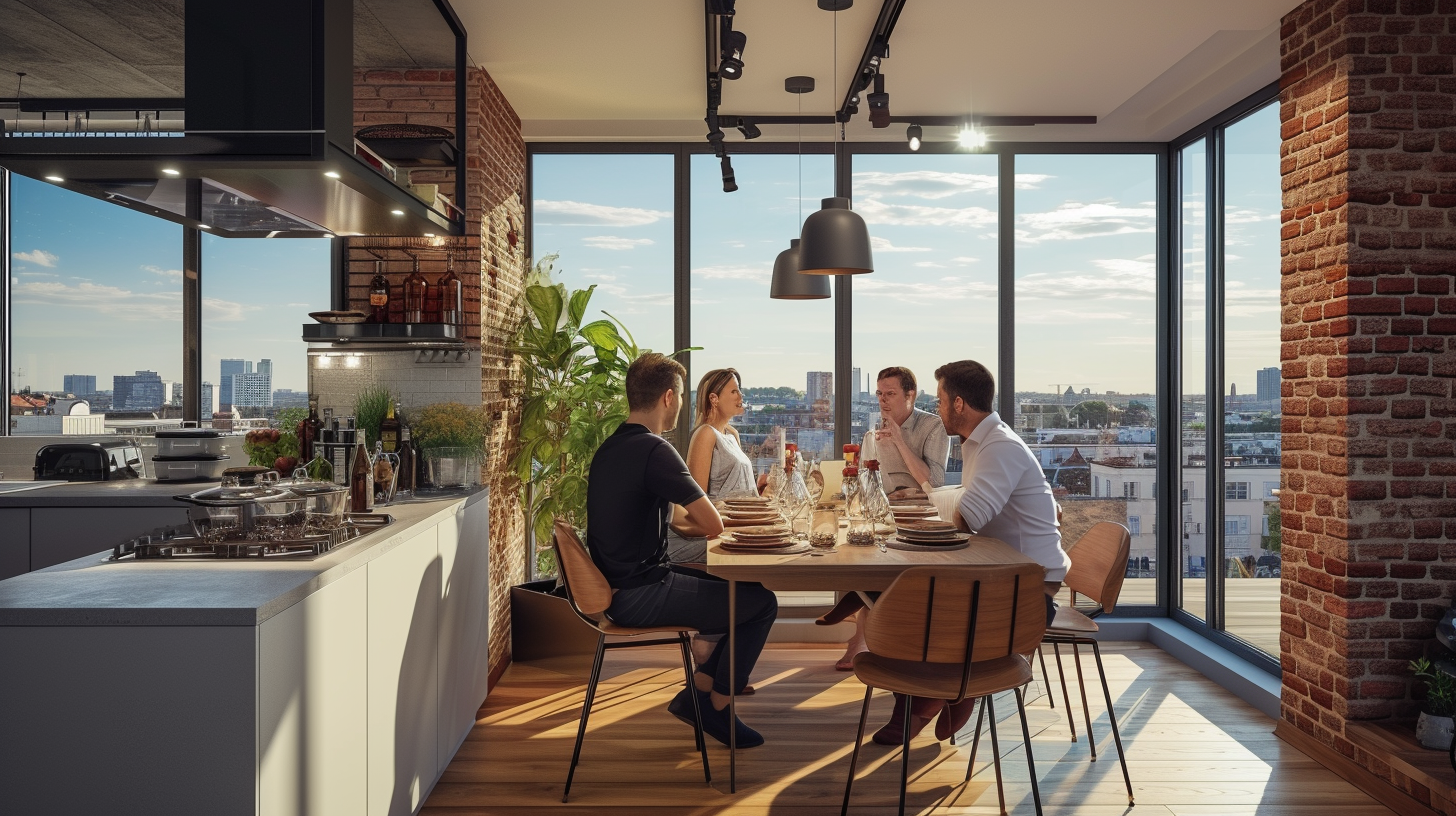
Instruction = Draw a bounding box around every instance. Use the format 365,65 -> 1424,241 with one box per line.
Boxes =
841,684 -> 874,816
1071,641 -> 1097,761
677,633 -> 711,783
986,693 -> 1006,816
1036,644 -> 1055,709
1090,639 -> 1134,804
1051,642 -> 1078,742
1014,687 -> 1044,816
898,695 -> 914,816
964,695 -> 988,782
563,634 -> 608,802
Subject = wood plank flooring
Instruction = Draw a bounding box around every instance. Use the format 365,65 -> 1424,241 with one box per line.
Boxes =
422,643 -> 1390,816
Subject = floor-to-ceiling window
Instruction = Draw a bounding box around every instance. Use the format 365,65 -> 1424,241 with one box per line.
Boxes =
850,153 -> 998,484
1180,138 -> 1209,622
690,152 -> 834,466
1016,153 -> 1160,606
529,153 -> 676,357
7,174 -> 181,434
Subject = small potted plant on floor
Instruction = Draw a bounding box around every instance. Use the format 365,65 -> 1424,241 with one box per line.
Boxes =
1411,657 -> 1456,749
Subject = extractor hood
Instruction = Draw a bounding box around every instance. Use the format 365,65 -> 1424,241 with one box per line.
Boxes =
0,0 -> 467,239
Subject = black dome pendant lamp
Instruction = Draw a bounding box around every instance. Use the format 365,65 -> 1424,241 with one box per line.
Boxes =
797,4 -> 874,276
770,76 -> 830,299
769,238 -> 829,298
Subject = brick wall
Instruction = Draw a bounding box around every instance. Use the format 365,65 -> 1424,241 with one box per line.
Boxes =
346,67 -> 528,681
1280,0 -> 1456,809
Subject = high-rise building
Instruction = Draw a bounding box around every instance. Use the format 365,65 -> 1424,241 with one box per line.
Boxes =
113,370 -> 165,411
258,359 -> 273,378
852,367 -> 862,396
63,374 -> 96,396
219,359 -> 247,409
200,382 -> 214,421
1256,366 -> 1280,403
806,371 -> 833,405
233,371 -> 273,409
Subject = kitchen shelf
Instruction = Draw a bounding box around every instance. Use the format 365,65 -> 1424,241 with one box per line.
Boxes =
302,322 -> 464,344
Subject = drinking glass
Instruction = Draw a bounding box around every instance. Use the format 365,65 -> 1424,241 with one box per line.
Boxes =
804,460 -> 824,506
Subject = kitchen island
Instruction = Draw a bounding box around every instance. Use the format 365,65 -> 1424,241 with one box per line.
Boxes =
0,488 -> 490,816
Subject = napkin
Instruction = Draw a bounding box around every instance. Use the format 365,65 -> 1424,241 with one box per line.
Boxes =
928,485 -> 968,531
820,459 -> 846,497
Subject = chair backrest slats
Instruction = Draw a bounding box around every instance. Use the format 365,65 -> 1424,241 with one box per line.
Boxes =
864,563 -> 1047,664
552,519 -> 615,620
1062,522 -> 1131,614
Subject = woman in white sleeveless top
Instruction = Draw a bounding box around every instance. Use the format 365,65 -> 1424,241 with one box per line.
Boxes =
665,368 -> 761,566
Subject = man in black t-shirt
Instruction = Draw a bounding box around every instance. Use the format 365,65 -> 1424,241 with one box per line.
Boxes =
586,352 -> 778,748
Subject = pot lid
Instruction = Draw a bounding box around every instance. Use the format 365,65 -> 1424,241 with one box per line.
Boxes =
279,479 -> 349,497
177,484 -> 293,505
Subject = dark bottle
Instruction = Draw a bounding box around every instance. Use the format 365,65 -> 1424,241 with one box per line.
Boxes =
438,252 -> 463,325
380,402 -> 401,453
403,257 -> 427,323
368,261 -> 390,323
298,395 -> 321,464
350,436 -> 374,512
397,425 -> 415,496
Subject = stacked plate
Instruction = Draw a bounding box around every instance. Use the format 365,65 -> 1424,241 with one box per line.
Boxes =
894,520 -> 971,548
890,503 -> 937,524
719,525 -> 797,553
721,496 -> 780,523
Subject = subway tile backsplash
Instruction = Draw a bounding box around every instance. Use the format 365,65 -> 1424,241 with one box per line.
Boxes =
308,348 -> 482,422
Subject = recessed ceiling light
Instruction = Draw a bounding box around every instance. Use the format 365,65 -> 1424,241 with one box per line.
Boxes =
161,168 -> 180,176
324,171 -> 341,179
44,175 -> 64,182
391,209 -> 405,216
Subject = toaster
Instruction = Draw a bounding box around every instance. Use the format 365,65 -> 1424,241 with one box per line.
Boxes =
33,440 -> 146,481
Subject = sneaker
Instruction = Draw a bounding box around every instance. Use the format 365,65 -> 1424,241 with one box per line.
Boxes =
666,687 -> 764,748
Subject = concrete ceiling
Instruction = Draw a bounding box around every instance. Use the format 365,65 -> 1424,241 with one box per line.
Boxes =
457,0 -> 1303,143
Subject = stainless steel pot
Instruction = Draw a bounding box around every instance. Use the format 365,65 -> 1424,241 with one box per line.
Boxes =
277,471 -> 350,529
155,427 -> 230,458
175,483 -> 307,536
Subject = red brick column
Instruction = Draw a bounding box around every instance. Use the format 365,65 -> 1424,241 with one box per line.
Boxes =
348,67 -> 528,681
1280,0 -> 1456,808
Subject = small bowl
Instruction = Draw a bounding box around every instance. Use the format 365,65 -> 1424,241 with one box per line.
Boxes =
309,311 -> 369,324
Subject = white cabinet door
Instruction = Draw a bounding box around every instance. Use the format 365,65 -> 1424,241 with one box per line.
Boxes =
368,528 -> 441,816
258,565 -> 368,816
436,498 -> 491,770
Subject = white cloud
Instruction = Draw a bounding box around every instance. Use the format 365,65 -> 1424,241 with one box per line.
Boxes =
913,261 -> 945,268
582,273 -> 618,282
1015,254 -> 1156,302
12,278 -> 249,323
1013,173 -> 1054,190
533,199 -> 670,227
855,275 -> 996,305
581,235 -> 654,250
1016,201 -> 1156,243
13,249 -> 58,267
950,256 -> 980,265
870,236 -> 932,253
144,264 -> 183,280
858,198 -> 997,228
17,271 -> 57,277
853,170 -> 998,199
691,264 -> 771,283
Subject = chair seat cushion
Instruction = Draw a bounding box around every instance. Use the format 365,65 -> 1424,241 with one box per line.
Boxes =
1045,605 -> 1099,635
597,620 -> 698,636
852,652 -> 1032,700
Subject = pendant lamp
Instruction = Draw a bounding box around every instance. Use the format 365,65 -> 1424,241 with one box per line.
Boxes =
769,238 -> 829,299
798,197 -> 874,275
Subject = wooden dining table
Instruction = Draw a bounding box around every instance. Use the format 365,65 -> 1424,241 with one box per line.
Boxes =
705,525 -> 1039,792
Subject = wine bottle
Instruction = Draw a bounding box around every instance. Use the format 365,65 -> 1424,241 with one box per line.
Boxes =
299,395 -> 321,463
350,436 -> 374,513
368,261 -> 390,323
439,252 -> 463,325
403,256 -> 427,323
380,402 -> 400,453
397,425 -> 415,496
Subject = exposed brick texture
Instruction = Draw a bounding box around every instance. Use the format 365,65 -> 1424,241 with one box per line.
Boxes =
345,67 -> 527,681
1281,1 -> 1456,810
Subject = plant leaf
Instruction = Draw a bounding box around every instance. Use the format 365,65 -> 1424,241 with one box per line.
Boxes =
525,284 -> 564,333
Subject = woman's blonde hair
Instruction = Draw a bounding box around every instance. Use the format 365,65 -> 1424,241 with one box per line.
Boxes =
694,368 -> 742,426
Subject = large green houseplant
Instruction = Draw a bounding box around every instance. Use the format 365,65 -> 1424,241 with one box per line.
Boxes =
511,254 -> 641,577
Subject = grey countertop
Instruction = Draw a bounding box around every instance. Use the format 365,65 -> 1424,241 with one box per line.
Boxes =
0,479 -> 214,508
0,486 -> 487,627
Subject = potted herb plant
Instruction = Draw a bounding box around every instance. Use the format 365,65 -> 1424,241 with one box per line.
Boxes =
1411,657 -> 1456,749
411,402 -> 490,488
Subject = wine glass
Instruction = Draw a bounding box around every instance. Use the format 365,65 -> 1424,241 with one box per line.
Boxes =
804,460 -> 824,506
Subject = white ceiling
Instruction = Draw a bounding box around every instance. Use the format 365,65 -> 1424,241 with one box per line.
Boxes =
456,0 -> 1301,144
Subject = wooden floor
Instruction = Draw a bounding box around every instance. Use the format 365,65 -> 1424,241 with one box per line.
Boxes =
1090,579 -> 1281,656
423,643 -> 1390,816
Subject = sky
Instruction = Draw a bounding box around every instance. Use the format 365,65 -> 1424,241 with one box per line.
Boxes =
531,115 -> 1279,400
8,173 -> 328,399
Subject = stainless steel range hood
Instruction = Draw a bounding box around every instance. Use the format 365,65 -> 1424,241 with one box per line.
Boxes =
0,0 -> 467,239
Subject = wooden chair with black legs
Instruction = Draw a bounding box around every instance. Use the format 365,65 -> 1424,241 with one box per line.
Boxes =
1041,520 -> 1135,806
840,563 -> 1050,816
550,519 -> 711,803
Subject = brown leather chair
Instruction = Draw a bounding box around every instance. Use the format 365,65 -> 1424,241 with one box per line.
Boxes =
550,519 -> 711,802
840,563 -> 1049,816
1041,521 -> 1134,806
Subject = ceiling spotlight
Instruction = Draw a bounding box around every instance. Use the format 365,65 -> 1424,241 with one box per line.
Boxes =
719,29 -> 747,80
721,155 -> 738,193
958,125 -> 987,150
324,171 -> 341,179
906,124 -> 922,151
161,168 -> 180,176
44,175 -> 64,182
738,121 -> 762,140
391,209 -> 405,216
867,74 -> 890,128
